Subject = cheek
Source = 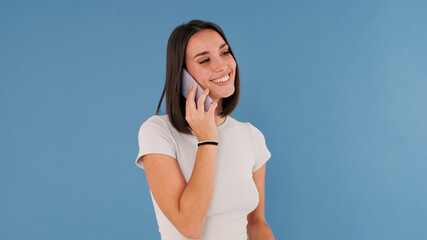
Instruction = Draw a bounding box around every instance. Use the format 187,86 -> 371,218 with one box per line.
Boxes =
228,58 -> 237,71
192,68 -> 211,87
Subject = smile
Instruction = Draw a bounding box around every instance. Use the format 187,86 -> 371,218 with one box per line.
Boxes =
211,73 -> 230,83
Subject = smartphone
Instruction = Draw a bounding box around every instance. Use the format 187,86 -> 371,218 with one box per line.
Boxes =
182,69 -> 213,111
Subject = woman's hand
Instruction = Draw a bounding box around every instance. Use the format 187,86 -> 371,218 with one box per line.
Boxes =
185,84 -> 218,142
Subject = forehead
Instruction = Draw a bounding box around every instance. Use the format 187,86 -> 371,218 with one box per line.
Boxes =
186,29 -> 226,56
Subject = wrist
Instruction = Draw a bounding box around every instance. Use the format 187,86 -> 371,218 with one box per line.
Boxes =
198,140 -> 218,147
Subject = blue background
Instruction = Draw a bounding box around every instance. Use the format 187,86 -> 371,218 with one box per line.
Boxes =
1,0 -> 426,239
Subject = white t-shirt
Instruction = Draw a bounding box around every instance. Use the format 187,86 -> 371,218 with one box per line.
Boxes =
136,115 -> 271,240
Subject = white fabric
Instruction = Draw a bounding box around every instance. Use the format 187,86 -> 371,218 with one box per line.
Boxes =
135,115 -> 271,240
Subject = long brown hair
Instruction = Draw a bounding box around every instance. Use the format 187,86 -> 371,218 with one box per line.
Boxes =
156,20 -> 241,134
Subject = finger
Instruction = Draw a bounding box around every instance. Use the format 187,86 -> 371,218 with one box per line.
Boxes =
197,88 -> 210,112
186,84 -> 197,109
207,101 -> 218,116
185,85 -> 197,119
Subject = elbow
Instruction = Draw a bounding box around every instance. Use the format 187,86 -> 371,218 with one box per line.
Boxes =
182,231 -> 202,239
178,220 -> 204,239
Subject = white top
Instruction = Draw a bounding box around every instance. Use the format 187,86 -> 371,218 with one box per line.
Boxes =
136,115 -> 271,240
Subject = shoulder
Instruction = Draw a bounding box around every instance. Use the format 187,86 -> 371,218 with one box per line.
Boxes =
142,114 -> 170,127
136,115 -> 178,168
140,114 -> 173,128
247,122 -> 265,137
138,115 -> 174,135
226,116 -> 265,138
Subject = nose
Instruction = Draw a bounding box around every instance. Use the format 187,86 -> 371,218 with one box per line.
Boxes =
212,56 -> 227,72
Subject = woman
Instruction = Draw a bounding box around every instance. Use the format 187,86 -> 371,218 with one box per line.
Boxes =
136,20 -> 274,240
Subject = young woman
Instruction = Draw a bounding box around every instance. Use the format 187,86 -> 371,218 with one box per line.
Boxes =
136,20 -> 274,240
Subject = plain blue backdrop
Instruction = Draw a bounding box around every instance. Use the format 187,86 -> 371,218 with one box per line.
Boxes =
1,0 -> 426,239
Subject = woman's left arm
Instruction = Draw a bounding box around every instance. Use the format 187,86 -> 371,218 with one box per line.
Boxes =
247,164 -> 275,240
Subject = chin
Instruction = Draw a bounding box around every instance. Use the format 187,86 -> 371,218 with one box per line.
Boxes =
220,87 -> 235,99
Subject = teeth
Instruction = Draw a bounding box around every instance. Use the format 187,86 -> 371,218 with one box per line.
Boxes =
212,75 -> 229,83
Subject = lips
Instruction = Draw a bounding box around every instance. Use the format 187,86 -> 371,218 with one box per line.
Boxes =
211,73 -> 230,83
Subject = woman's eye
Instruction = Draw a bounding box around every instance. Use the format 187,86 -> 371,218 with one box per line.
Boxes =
199,59 -> 209,64
223,51 -> 230,55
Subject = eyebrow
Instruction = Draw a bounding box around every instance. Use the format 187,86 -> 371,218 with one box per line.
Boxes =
193,43 -> 228,59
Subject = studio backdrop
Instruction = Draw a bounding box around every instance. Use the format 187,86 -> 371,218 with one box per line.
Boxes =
1,0 -> 426,239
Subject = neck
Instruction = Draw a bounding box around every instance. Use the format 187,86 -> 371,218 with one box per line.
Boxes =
214,100 -> 226,126
215,115 -> 226,126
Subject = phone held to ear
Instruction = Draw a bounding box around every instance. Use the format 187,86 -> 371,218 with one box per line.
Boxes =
182,69 -> 213,111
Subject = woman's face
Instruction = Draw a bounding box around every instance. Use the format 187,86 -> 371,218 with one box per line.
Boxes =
185,29 -> 236,103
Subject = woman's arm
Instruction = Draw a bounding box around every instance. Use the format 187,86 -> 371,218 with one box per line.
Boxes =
143,145 -> 216,239
247,164 -> 275,240
143,86 -> 218,239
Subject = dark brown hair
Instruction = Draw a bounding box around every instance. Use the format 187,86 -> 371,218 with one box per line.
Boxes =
156,20 -> 241,134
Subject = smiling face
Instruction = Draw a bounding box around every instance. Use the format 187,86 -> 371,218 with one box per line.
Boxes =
185,29 -> 237,103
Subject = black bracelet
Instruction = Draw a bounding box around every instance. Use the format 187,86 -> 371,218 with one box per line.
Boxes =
197,141 -> 219,147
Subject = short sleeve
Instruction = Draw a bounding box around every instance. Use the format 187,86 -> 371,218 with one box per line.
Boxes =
135,116 -> 177,169
250,124 -> 271,173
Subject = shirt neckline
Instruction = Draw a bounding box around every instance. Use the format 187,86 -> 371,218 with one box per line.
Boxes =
217,116 -> 230,130
186,115 -> 231,136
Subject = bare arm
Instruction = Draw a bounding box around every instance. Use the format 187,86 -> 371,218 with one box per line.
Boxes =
143,86 -> 218,239
247,164 -> 275,240
143,146 -> 216,238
